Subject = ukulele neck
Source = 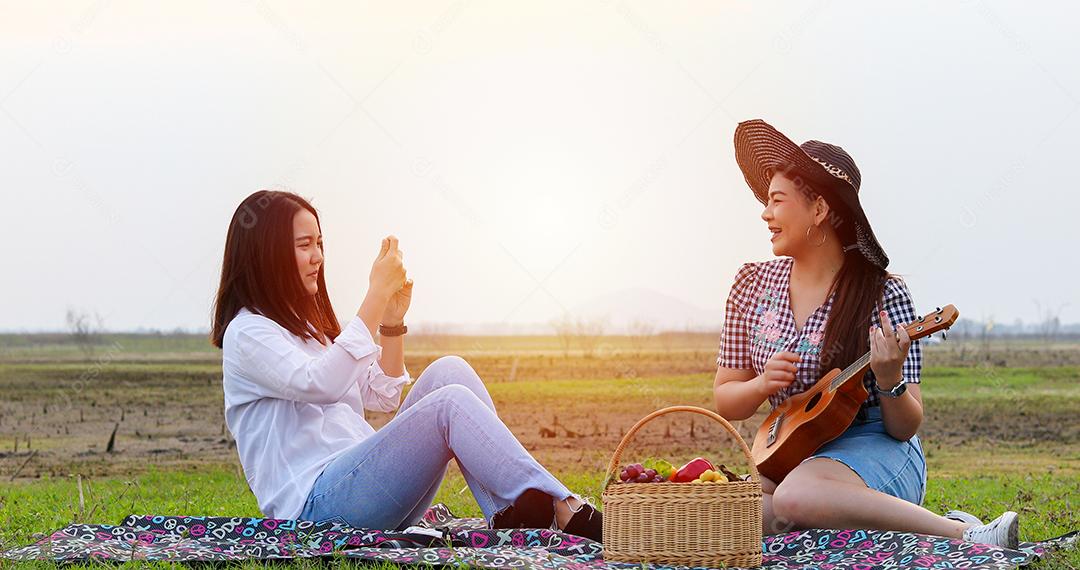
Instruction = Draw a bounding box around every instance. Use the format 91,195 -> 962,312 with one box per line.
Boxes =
824,305 -> 958,393
827,351 -> 872,392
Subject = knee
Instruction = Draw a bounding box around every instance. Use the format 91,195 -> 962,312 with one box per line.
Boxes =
421,355 -> 476,379
432,354 -> 473,372
771,481 -> 821,525
419,355 -> 484,388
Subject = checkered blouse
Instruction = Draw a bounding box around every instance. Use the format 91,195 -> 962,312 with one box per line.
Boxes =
716,257 -> 922,413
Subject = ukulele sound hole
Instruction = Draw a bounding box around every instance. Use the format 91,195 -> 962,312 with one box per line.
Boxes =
804,392 -> 822,412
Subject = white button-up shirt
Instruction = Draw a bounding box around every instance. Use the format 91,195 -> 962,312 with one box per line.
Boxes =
221,306 -> 412,519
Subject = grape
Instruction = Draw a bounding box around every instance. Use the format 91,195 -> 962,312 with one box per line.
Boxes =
621,463 -> 671,483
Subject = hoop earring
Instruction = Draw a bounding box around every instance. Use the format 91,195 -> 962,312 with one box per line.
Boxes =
806,224 -> 827,247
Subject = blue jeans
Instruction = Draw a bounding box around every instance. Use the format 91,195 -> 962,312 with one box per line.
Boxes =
297,355 -> 575,530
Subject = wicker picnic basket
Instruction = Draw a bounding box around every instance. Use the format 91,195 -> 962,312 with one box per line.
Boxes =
601,405 -> 763,568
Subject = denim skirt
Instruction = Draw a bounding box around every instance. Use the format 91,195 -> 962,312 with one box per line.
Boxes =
800,406 -> 927,505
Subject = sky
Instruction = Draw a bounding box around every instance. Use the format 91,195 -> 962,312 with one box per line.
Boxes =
2,1 -> 1078,333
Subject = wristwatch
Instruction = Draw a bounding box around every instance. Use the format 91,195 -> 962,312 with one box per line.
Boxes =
876,376 -> 909,398
378,323 -> 408,337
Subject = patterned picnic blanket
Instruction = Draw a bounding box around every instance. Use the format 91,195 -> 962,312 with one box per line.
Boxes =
3,503 -> 1076,569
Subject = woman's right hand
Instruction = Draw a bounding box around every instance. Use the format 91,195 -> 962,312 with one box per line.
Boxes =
757,351 -> 801,397
368,236 -> 406,302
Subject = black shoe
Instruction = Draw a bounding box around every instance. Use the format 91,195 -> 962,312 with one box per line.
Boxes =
563,501 -> 602,543
491,488 -> 556,529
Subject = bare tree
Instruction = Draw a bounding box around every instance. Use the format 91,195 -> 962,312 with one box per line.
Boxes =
627,319 -> 655,354
550,315 -> 576,357
575,317 -> 609,359
66,307 -> 105,359
1033,300 -> 1067,343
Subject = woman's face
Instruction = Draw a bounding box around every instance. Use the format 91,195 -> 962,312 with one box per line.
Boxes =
293,209 -> 324,296
760,173 -> 827,258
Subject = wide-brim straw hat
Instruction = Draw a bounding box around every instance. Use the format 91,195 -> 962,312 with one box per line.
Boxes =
734,119 -> 889,270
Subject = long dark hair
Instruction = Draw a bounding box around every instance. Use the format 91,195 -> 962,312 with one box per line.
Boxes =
781,169 -> 891,375
819,251 -> 887,375
210,191 -> 341,349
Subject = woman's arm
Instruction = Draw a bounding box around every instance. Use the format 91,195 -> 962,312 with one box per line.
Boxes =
714,350 -> 800,421
878,381 -> 923,441
376,279 -> 412,377
360,275 -> 413,411
870,279 -> 925,441
378,334 -> 405,377
356,291 -> 390,338
714,367 -> 765,421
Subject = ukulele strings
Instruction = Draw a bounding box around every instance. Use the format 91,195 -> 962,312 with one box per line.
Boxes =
828,352 -> 872,392
827,322 -> 923,392
820,310 -> 952,394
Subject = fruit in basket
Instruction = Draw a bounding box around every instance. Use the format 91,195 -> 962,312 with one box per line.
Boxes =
672,457 -> 715,483
643,458 -> 676,480
616,457 -> 743,484
619,463 -> 644,482
616,462 -> 668,483
694,469 -> 727,483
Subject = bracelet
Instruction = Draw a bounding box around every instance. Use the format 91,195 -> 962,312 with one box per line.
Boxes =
378,323 -> 408,337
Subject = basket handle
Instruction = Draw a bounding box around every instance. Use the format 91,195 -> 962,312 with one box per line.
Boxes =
604,405 -> 760,487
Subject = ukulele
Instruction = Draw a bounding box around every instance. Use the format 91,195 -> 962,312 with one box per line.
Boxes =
751,304 -> 959,482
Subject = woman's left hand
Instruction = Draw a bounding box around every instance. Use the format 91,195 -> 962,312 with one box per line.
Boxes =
382,279 -> 413,326
869,309 -> 910,390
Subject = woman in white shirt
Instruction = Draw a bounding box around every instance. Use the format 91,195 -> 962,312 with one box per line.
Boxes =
210,190 -> 602,541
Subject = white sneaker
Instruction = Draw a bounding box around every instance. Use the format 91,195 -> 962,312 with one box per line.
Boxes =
962,511 -> 1019,549
944,510 -> 983,525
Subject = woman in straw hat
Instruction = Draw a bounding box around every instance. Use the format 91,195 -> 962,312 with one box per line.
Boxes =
713,120 -> 1019,548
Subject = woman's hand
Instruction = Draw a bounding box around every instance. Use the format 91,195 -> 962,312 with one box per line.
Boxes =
756,351 -> 800,397
368,236 -> 406,304
382,279 -> 412,326
869,310 -> 910,390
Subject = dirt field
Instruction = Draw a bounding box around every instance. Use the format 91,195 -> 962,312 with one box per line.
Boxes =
1,335 -> 1077,482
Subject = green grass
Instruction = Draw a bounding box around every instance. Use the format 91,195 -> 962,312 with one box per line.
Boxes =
921,366 -> 1079,393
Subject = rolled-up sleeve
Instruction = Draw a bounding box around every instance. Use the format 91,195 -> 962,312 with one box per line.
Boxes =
234,316 -> 381,405
361,359 -> 413,412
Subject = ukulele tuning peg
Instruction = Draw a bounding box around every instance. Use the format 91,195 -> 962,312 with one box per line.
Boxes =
942,331 -> 948,341
935,306 -> 942,313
